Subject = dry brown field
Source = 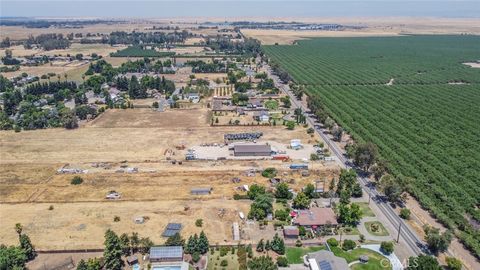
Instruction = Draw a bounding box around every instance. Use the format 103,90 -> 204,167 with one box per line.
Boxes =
0,43 -> 124,58
0,108 -> 338,249
241,17 -> 480,44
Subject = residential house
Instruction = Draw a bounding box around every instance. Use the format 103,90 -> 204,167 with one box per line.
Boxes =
293,207 -> 338,229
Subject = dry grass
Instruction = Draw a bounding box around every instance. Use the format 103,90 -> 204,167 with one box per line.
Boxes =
1,62 -> 90,82
0,105 -> 339,250
0,199 -> 251,249
241,29 -> 401,45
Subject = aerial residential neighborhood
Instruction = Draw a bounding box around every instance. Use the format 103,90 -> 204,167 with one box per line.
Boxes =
1,1 -> 480,270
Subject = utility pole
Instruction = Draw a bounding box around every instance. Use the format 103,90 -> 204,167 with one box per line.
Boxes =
339,228 -> 343,247
397,222 -> 402,243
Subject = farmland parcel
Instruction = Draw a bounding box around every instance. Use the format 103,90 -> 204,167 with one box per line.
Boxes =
264,35 -> 480,257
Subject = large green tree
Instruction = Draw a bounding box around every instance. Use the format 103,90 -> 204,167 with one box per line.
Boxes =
270,234 -> 285,255
197,231 -> 209,254
423,226 -> 452,254
292,192 -> 311,209
19,234 -> 36,261
0,245 -> 27,270
103,229 -> 124,270
274,183 -> 292,199
406,255 -> 441,270
165,232 -> 185,246
247,255 -> 278,270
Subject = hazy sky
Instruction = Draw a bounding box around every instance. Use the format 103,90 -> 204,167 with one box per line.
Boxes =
1,0 -> 479,18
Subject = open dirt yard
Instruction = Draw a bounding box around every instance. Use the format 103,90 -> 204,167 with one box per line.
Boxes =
0,108 -> 338,249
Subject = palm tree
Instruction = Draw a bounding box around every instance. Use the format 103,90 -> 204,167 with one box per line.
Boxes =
82,74 -> 86,83
64,73 -> 68,81
57,74 -> 61,81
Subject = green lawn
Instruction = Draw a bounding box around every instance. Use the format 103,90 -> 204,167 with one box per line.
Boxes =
207,250 -> 239,270
331,247 -> 391,270
286,246 -> 325,264
357,202 -> 375,217
341,226 -> 360,235
264,100 -> 279,110
365,221 -> 389,237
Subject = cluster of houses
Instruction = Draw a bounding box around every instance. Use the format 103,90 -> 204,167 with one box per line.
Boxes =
212,93 -> 283,123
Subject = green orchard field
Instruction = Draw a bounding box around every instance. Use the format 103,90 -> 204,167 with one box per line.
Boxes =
264,35 -> 480,257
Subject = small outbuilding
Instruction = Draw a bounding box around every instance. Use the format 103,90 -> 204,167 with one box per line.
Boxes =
283,226 -> 300,239
191,187 -> 212,195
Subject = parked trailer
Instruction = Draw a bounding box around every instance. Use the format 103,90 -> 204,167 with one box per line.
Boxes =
273,155 -> 289,161
289,164 -> 308,170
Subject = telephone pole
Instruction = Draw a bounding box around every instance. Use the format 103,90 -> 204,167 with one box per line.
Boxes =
397,222 -> 402,243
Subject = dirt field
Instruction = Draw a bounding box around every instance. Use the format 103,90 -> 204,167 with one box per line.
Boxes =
1,61 -> 90,81
0,43 -> 124,58
241,29 -> 401,44
241,17 -> 480,44
0,107 -> 338,249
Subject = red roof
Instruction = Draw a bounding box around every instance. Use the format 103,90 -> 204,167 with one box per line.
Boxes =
293,208 -> 338,226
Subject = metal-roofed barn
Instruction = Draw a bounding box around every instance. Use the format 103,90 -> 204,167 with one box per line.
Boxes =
234,144 -> 271,157
149,246 -> 183,262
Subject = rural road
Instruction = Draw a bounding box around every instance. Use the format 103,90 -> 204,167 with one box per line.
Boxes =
264,64 -> 426,258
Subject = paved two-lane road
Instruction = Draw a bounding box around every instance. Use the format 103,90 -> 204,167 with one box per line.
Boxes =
265,65 -> 425,257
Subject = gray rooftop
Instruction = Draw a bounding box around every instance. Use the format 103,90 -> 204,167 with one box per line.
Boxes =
308,250 -> 349,270
234,144 -> 271,153
150,246 -> 183,259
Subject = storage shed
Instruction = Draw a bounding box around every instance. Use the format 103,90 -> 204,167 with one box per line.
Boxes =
191,187 -> 212,195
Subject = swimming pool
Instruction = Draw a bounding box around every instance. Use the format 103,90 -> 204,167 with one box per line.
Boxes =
152,266 -> 182,270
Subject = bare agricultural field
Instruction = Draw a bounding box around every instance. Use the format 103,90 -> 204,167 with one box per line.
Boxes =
0,23 -> 157,41
1,61 -> 90,81
242,29 -> 401,45
0,199 -> 251,250
0,43 -> 124,58
40,43 -> 125,57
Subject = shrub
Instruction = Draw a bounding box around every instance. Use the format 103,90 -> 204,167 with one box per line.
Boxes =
327,238 -> 338,247
113,216 -> 120,222
261,167 -> 277,178
48,205 -> 54,210
445,257 -> 462,270
342,239 -> 356,251
219,246 -> 229,257
380,241 -> 394,255
220,259 -> 228,267
359,234 -> 365,243
400,208 -> 411,219
70,176 -> 83,185
195,219 -> 203,227
192,252 -> 201,263
233,194 -> 249,200
277,256 -> 289,267
295,240 -> 303,247
299,226 -> 306,236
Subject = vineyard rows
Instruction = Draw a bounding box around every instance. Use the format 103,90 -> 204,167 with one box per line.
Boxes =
264,35 -> 480,257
